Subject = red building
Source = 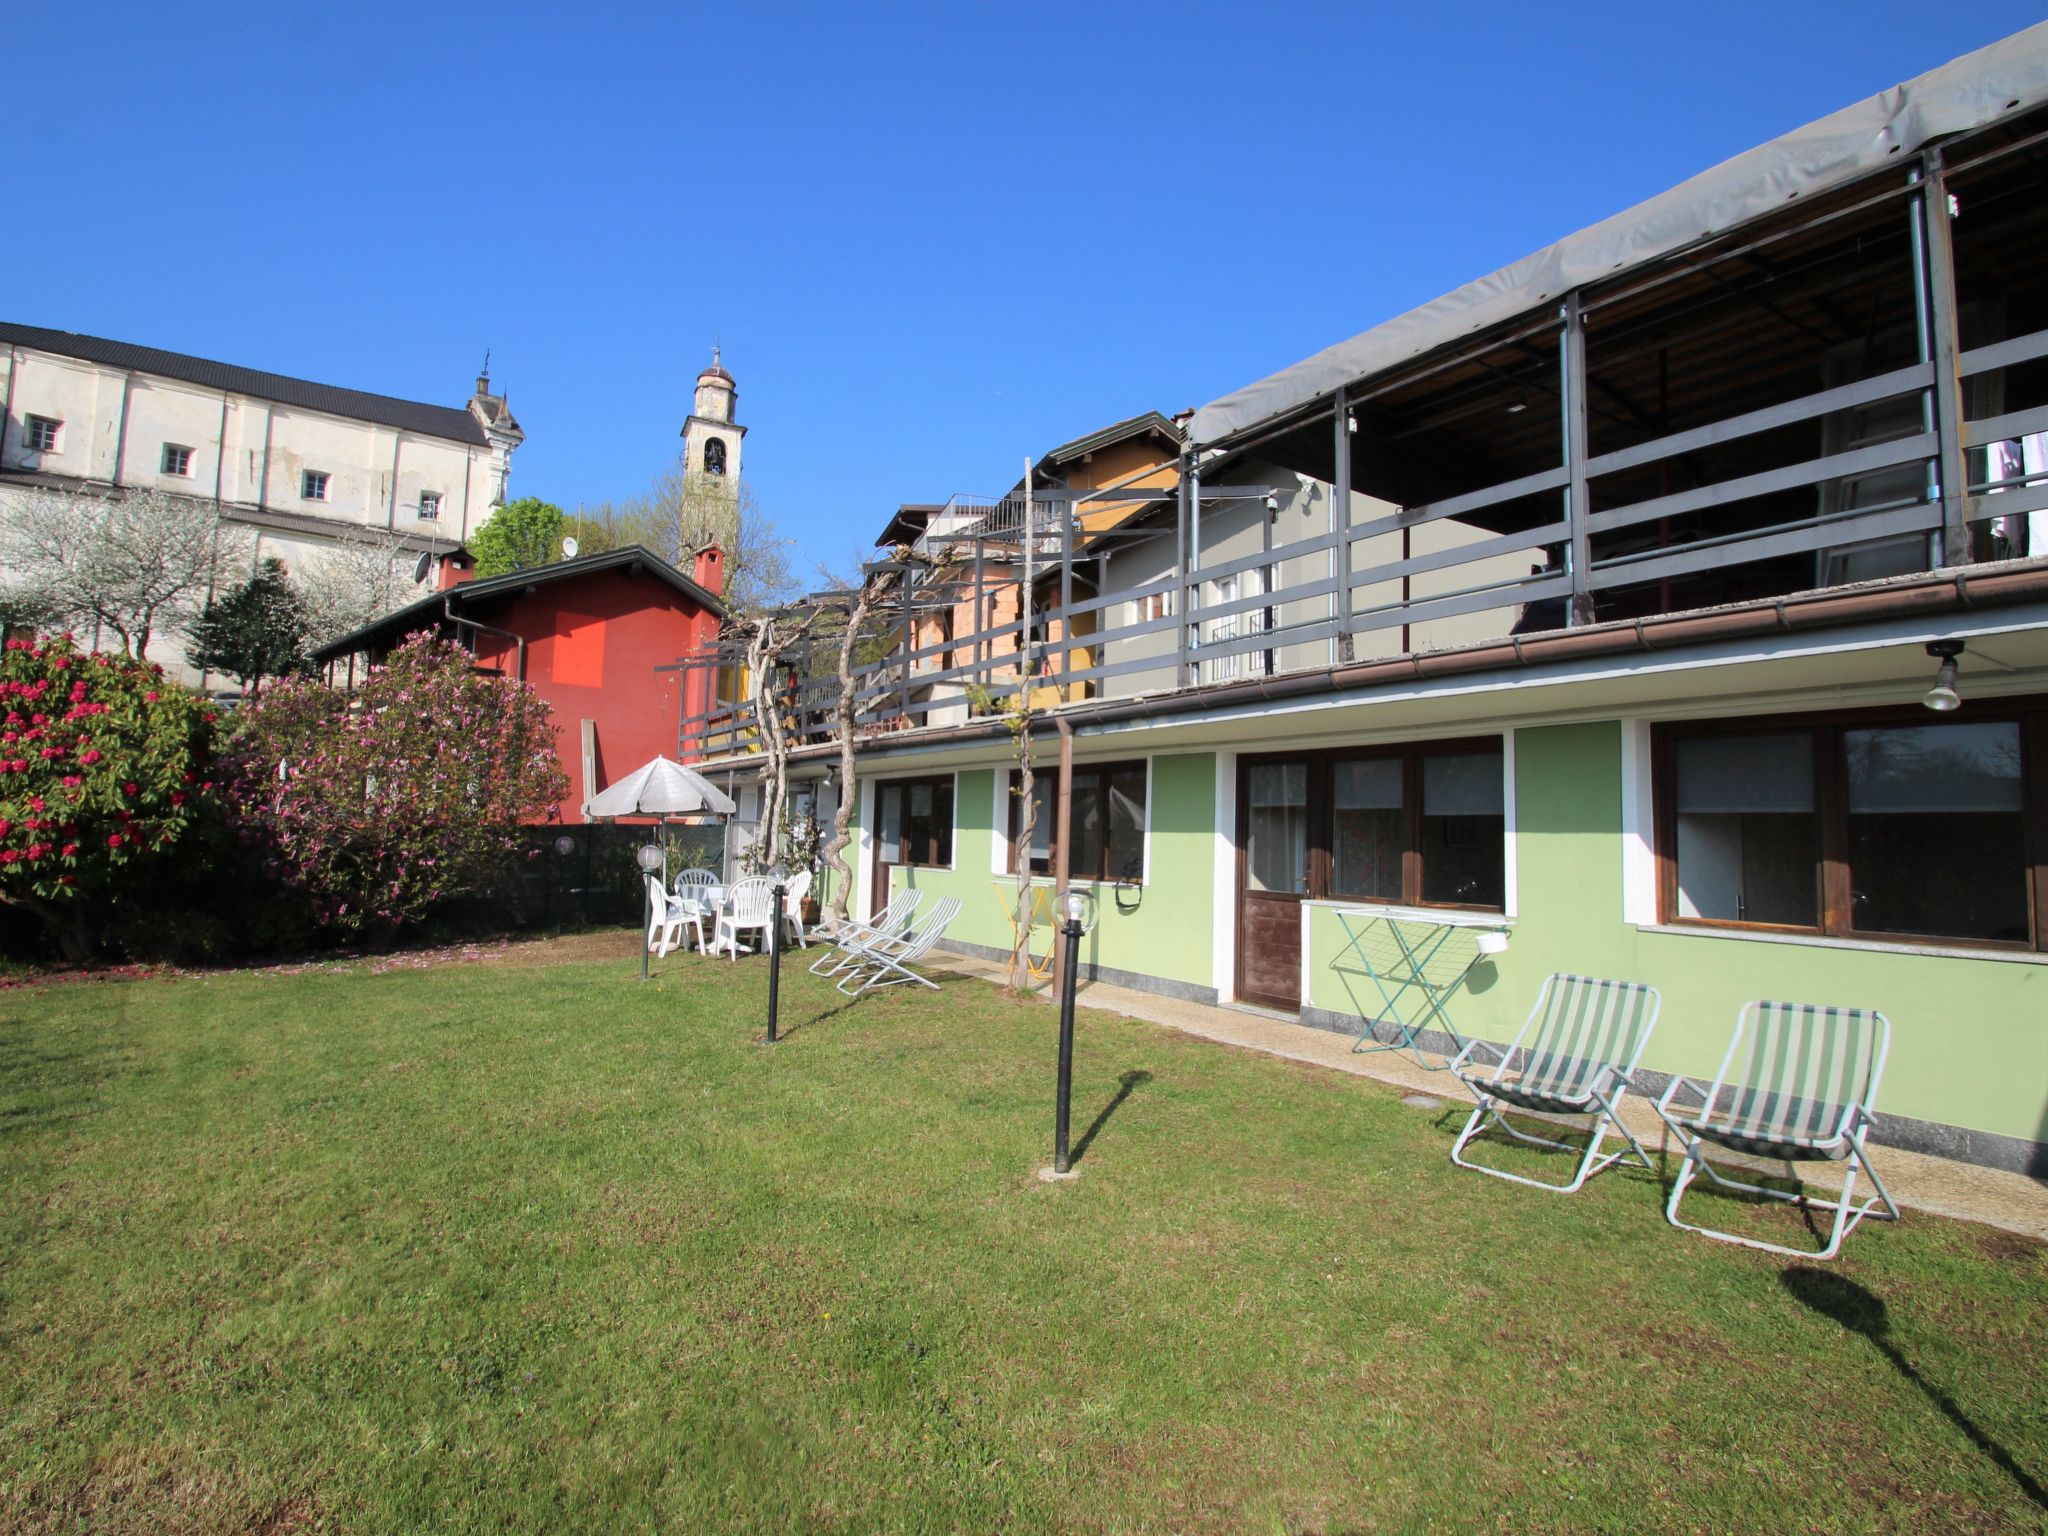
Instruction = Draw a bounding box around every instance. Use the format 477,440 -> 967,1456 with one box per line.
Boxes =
312,544 -> 727,823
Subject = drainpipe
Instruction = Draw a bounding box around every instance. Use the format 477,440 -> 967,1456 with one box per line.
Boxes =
111,370 -> 134,486
443,595 -> 525,681
1,348 -> 18,465
1050,716 -> 1075,996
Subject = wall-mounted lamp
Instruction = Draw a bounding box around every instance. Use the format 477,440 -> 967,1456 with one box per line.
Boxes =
1264,493 -> 1280,513
1346,413 -> 1358,435
1922,640 -> 1964,712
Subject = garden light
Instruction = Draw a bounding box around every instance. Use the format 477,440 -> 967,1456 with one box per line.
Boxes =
1051,885 -> 1096,1175
637,842 -> 665,980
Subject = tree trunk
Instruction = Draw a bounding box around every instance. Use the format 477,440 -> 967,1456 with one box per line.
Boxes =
818,575 -> 884,925
4,891 -> 93,965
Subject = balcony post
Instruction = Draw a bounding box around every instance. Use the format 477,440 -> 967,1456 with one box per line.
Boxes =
1560,292 -> 1595,626
973,534 -> 986,692
1331,386 -> 1352,661
1060,491 -> 1074,697
1913,147 -> 1972,566
1175,461 -> 1194,688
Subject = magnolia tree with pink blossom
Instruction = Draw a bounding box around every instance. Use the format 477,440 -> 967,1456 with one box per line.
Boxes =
227,633 -> 567,936
0,635 -> 218,960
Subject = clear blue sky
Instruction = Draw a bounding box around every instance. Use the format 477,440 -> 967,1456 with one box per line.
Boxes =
15,2 -> 2040,574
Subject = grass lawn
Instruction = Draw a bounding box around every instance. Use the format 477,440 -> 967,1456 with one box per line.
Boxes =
2,934 -> 2045,1534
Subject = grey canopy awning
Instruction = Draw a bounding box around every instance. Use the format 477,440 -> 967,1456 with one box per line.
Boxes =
582,756 -> 738,820
1188,22 -> 2048,451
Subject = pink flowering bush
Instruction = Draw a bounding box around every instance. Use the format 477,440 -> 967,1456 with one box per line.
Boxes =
0,634 -> 217,960
226,632 -> 567,937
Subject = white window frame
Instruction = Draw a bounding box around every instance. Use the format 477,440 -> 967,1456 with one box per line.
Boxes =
417,491 -> 442,520
301,469 -> 330,502
160,443 -> 193,477
24,415 -> 61,452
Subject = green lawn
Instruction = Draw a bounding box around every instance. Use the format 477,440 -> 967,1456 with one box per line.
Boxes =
2,935 -> 2044,1535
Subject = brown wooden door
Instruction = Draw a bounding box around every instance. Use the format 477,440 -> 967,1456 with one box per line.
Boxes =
1237,757 -> 1310,1011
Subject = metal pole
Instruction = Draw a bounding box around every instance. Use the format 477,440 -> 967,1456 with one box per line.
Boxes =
1050,718 -> 1074,997
641,878 -> 652,981
1054,915 -> 1080,1174
1021,457 -> 1035,679
765,880 -> 786,1043
1174,464 -> 1191,687
1331,386 -> 1352,662
1913,148 -> 1971,565
1059,492 -> 1073,698
1560,292 -> 1594,626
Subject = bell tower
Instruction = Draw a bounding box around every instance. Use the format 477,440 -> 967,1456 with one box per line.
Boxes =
680,346 -> 745,492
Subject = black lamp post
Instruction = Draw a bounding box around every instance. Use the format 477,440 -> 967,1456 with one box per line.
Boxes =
636,841 -> 665,980
764,879 -> 787,1043
1052,886 -> 1097,1175
552,834 -> 576,936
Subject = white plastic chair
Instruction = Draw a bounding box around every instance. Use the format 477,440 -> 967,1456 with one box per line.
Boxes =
672,868 -> 720,952
781,869 -> 813,949
713,876 -> 777,960
646,873 -> 691,958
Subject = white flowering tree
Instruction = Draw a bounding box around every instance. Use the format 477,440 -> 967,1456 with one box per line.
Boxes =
0,486 -> 249,657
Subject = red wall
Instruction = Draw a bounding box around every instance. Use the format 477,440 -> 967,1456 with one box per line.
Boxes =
467,568 -> 721,823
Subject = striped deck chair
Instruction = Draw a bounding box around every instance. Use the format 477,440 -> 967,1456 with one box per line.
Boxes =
809,889 -> 922,978
1449,973 -> 1663,1194
1653,1001 -> 1898,1260
835,896 -> 963,996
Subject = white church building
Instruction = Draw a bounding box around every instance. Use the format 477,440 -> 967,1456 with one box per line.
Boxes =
0,322 -> 523,678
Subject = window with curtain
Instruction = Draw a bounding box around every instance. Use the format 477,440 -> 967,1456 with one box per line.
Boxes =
1657,706 -> 2043,949
876,776 -> 953,868
1322,743 -> 1505,910
1010,762 -> 1148,882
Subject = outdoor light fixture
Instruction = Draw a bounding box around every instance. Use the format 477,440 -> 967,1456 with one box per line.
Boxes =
636,842 -> 666,981
1922,640 -> 1964,712
1264,493 -> 1280,513
1059,886 -> 1097,933
554,834 -> 577,858
1346,413 -> 1358,434
1050,886 -> 1098,1176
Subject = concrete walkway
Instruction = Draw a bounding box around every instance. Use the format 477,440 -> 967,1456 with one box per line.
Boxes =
937,950 -> 2048,1243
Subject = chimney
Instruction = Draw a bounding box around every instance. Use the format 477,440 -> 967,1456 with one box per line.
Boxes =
435,549 -> 477,591
692,544 -> 725,600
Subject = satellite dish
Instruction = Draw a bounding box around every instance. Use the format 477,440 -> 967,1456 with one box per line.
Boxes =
562,536 -> 580,558
411,550 -> 432,583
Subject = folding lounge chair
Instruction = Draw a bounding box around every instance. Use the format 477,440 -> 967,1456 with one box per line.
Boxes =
1653,1001 -> 1898,1260
1449,972 -> 1663,1194
835,896 -> 963,996
810,890 -> 922,977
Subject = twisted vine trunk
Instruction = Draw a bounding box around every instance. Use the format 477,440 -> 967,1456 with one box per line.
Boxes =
818,576 -> 885,925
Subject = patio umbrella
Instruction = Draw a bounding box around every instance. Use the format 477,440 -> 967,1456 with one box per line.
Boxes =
582,755 -> 738,820
584,756 -> 739,979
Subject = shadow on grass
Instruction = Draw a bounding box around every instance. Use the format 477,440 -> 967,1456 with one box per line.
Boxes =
1782,1267 -> 2048,1511
1070,1070 -> 1151,1166
750,968 -> 978,1042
